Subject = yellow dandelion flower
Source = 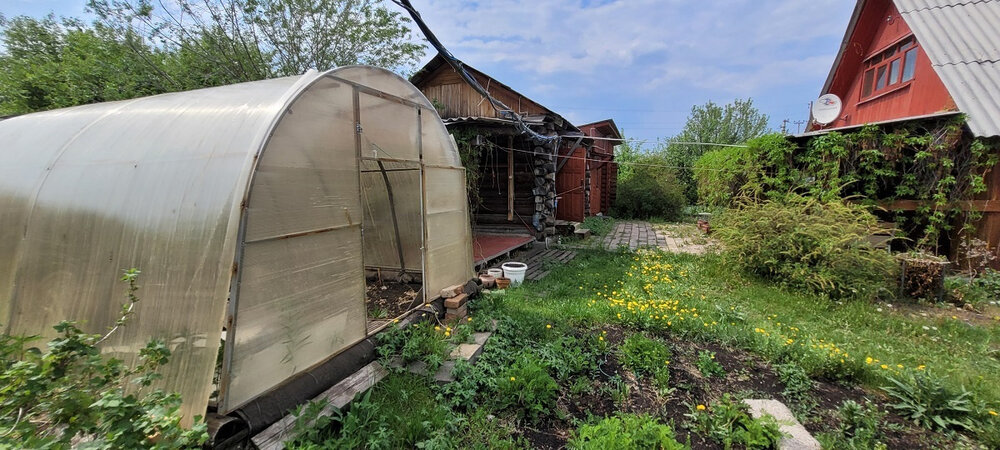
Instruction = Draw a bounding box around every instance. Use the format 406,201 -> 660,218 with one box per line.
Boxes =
866,357 -> 874,365
917,365 -> 926,370
510,377 -> 516,381
990,410 -> 998,416
696,405 -> 706,411
546,324 -> 552,329
881,364 -> 888,370
444,331 -> 451,337
434,326 -> 441,331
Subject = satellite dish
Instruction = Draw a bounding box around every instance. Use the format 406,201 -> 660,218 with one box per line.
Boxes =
812,94 -> 843,126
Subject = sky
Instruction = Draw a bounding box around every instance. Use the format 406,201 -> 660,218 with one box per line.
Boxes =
1,0 -> 857,147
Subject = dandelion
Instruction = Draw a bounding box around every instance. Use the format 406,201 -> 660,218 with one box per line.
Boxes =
467,317 -> 473,322
510,377 -> 516,381
546,324 -> 552,329
434,326 -> 441,331
599,336 -> 604,341
696,404 -> 706,411
881,364 -> 889,370
990,410 -> 998,416
444,331 -> 451,337
865,357 -> 874,365
917,365 -> 926,370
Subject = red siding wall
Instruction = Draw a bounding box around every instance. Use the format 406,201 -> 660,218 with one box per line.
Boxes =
556,146 -> 587,221
816,0 -> 956,130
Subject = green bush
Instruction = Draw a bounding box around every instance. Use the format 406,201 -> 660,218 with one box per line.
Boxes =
613,155 -> 687,220
568,413 -> 686,449
619,334 -> 672,390
694,134 -> 793,207
714,194 -> 896,299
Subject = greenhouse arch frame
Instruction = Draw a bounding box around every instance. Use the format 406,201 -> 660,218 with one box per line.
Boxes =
0,66 -> 474,422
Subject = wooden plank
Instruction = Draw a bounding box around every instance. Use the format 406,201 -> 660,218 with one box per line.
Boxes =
880,199 -> 1000,213
507,136 -> 514,221
252,362 -> 388,450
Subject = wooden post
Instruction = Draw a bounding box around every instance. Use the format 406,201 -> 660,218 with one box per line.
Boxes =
507,136 -> 514,222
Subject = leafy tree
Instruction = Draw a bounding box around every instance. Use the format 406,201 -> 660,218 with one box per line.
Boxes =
666,98 -> 770,202
88,0 -> 427,86
0,15 -> 168,115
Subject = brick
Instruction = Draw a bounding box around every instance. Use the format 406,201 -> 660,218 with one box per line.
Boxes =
445,304 -> 468,320
440,284 -> 464,299
444,293 -> 469,309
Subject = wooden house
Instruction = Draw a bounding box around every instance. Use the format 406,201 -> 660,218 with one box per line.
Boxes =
803,0 -> 1000,258
411,55 -> 592,264
557,119 -> 622,221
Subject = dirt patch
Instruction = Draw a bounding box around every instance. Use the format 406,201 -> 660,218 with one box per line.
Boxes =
516,331 -> 948,449
365,280 -> 420,321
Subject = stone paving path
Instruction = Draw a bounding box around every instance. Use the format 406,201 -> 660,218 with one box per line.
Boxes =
568,221 -> 711,254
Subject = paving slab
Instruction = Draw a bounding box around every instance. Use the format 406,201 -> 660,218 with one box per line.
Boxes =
743,399 -> 821,450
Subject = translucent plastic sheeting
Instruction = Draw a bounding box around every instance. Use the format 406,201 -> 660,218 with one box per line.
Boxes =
0,65 -> 475,424
423,167 -> 475,296
359,93 -> 420,161
360,160 -> 423,271
0,75 -> 306,425
222,76 -> 365,412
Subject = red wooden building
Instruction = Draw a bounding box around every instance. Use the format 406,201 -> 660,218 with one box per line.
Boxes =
556,119 -> 621,221
804,0 -> 1000,257
808,0 -> 999,135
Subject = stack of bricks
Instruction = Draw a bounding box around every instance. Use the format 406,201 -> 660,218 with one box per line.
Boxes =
440,284 -> 469,320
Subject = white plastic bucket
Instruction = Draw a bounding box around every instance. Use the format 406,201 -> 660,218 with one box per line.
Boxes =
501,262 -> 528,287
487,268 -> 503,278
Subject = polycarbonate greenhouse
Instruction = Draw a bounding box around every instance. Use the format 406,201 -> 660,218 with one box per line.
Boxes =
0,66 -> 474,422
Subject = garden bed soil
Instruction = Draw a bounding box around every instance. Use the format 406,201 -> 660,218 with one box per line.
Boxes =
365,280 -> 421,321
518,327 -> 947,450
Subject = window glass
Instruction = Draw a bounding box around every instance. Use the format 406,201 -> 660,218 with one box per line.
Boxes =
876,66 -> 888,90
862,69 -> 875,97
889,59 -> 901,85
902,48 -> 917,81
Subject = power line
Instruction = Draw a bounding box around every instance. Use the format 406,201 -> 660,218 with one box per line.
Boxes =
484,141 -> 752,173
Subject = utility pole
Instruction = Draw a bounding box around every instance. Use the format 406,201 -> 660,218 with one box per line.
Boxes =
794,120 -> 806,134
780,119 -> 790,135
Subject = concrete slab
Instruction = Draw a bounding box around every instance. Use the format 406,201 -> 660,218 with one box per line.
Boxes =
743,399 -> 821,450
450,343 -> 483,363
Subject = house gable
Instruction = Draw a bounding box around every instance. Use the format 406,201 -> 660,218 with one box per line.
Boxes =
815,0 -> 957,131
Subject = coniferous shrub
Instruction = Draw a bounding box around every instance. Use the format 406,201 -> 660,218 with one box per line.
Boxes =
714,194 -> 896,299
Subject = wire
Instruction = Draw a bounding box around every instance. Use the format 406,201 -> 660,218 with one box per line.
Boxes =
484,141 -> 752,173
391,0 -> 560,144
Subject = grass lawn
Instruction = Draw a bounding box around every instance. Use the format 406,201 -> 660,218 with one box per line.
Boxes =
289,243 -> 1000,449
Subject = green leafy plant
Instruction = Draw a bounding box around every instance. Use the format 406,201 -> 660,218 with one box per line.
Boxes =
620,334 -> 672,390
685,394 -> 784,450
715,194 -> 897,300
774,363 -> 814,408
582,216 -> 616,237
883,371 -> 976,431
0,269 -> 208,449
695,351 -> 725,378
534,334 -> 600,382
817,400 -> 887,450
568,413 -> 687,449
494,355 -> 559,423
376,321 -> 450,373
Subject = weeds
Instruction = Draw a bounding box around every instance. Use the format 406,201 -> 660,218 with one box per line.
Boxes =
568,413 -> 686,449
816,400 -> 887,450
619,333 -> 672,391
684,394 -> 783,450
884,371 -> 976,431
695,351 -> 725,378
